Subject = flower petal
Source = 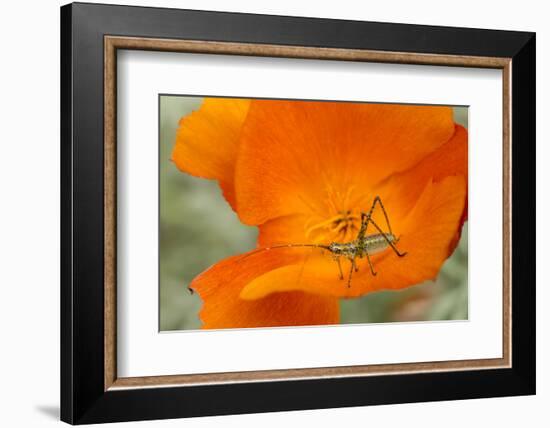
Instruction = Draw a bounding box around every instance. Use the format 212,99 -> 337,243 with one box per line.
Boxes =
256,125 -> 467,251
257,213 -> 311,247
172,98 -> 250,208
190,249 -> 339,328
374,124 -> 468,251
240,175 -> 466,299
235,100 -> 456,225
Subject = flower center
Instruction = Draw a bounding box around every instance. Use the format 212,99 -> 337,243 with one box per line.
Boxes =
305,210 -> 361,243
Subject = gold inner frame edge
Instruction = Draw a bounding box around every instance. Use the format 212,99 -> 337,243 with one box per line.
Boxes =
104,36 -> 512,391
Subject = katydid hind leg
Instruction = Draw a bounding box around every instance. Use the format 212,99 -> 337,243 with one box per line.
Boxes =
371,196 -> 394,237
367,217 -> 407,257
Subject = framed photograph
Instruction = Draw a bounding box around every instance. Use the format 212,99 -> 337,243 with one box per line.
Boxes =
61,2 -> 535,424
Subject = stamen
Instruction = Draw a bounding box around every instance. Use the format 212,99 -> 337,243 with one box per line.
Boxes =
343,186 -> 355,210
305,213 -> 347,238
298,194 -> 326,217
305,211 -> 360,241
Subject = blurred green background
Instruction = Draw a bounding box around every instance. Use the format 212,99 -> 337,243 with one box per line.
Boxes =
159,96 -> 468,331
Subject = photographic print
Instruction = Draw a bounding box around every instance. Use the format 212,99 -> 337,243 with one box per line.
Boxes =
160,96 -> 468,331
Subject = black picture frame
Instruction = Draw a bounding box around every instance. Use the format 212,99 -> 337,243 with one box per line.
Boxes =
61,2 -> 535,424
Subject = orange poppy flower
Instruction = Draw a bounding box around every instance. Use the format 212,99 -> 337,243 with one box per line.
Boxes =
172,98 -> 467,329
